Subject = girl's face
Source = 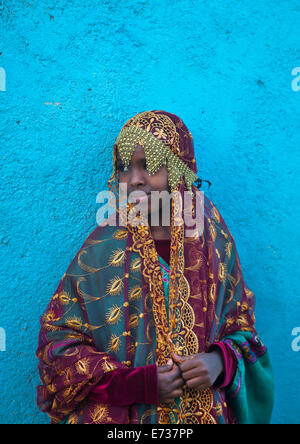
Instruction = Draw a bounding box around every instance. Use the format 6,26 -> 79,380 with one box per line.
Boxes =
116,145 -> 171,221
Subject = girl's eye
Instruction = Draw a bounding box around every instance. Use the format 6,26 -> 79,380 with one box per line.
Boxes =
116,160 -> 147,172
117,163 -> 129,172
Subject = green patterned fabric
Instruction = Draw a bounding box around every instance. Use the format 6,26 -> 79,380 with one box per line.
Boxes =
220,332 -> 274,424
157,255 -> 274,425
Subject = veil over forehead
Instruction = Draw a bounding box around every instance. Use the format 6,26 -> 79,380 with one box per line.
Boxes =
108,110 -> 200,196
120,110 -> 198,173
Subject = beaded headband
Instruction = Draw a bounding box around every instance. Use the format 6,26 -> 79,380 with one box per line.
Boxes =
115,124 -> 198,192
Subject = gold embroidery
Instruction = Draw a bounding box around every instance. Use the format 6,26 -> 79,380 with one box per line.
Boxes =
64,368 -> 73,386
146,351 -> 154,365
225,289 -> 234,304
245,287 -> 254,299
209,224 -> 217,242
66,316 -> 83,330
227,274 -> 237,287
218,262 -> 228,282
102,358 -> 118,373
67,413 -> 79,424
58,291 -> 73,305
236,314 -> 250,328
78,249 -> 101,273
221,229 -> 228,239
126,214 -> 170,366
43,309 -> 60,324
113,228 -> 128,240
131,257 -> 141,272
108,248 -> 126,267
75,358 -> 90,375
76,277 -> 102,303
63,347 -> 80,357
184,255 -> 203,271
211,206 -> 221,223
106,305 -> 123,325
85,238 -> 104,245
106,276 -> 124,296
225,241 -> 232,259
89,405 -> 112,424
177,389 -> 216,424
140,408 -> 158,424
216,402 -> 223,416
125,185 -> 217,424
129,285 -> 143,301
107,334 -> 122,353
129,314 -> 139,329
209,283 -> 216,303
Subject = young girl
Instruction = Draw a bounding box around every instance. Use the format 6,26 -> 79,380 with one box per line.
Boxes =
36,110 -> 273,424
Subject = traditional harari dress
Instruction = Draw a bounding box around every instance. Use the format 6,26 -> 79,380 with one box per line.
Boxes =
36,110 -> 274,424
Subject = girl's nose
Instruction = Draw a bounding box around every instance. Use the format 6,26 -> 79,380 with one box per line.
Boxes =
130,167 -> 145,187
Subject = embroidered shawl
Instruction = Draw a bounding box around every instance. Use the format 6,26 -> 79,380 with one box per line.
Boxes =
36,111 -> 274,424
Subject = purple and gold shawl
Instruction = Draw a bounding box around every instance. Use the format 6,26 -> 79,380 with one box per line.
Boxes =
36,111 -> 273,424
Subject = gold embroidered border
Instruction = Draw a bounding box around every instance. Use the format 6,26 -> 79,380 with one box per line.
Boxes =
126,188 -> 216,424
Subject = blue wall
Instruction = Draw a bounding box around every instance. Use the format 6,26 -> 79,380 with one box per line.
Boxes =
1,1 -> 299,424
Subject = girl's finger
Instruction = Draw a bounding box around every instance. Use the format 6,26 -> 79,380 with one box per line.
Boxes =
171,353 -> 185,364
179,357 -> 200,373
172,377 -> 185,389
182,367 -> 205,381
169,364 -> 182,379
185,377 -> 204,389
171,389 -> 184,398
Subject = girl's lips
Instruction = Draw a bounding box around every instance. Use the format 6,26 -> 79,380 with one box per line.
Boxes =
135,193 -> 150,202
127,192 -> 151,205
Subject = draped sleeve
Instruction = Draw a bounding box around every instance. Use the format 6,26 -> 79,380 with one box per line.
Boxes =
36,271 -> 131,423
209,341 -> 237,389
36,219 -> 160,424
206,202 -> 274,424
89,365 -> 158,406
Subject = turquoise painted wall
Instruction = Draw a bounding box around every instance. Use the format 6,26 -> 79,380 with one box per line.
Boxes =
0,0 -> 299,424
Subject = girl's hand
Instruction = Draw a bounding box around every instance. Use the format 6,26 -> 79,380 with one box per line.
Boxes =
171,351 -> 224,391
157,359 -> 185,403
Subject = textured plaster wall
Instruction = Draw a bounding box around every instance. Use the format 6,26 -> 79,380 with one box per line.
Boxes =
0,0 -> 299,424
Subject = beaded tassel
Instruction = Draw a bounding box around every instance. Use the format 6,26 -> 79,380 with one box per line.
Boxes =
115,125 -> 198,192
